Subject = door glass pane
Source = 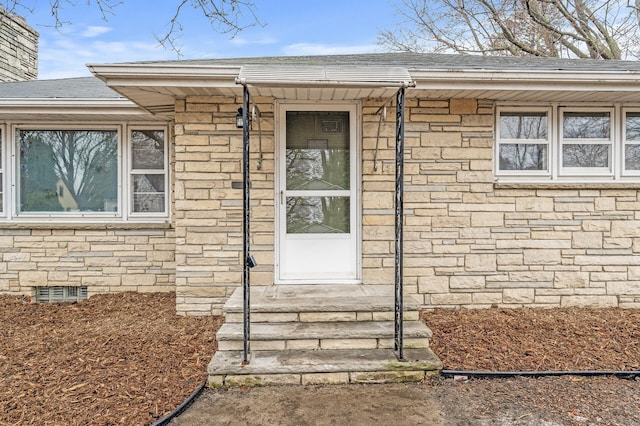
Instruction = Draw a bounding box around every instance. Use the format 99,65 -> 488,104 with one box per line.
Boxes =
499,144 -> 547,170
286,111 -> 350,190
287,196 -> 350,234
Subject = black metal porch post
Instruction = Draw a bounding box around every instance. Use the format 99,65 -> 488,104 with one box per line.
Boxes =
242,85 -> 251,365
394,87 -> 405,361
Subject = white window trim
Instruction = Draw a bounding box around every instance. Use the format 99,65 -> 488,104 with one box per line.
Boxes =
622,108 -> 640,177
495,106 -> 552,178
128,126 -> 169,218
495,103 -> 640,184
0,124 -> 5,217
559,107 -> 615,177
1,121 -> 169,223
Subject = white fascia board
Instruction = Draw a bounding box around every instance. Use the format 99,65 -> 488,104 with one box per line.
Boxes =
88,63 -> 242,88
236,65 -> 415,88
410,69 -> 640,92
0,98 -> 148,115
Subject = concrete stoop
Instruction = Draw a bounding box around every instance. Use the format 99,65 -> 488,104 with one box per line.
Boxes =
208,285 -> 443,386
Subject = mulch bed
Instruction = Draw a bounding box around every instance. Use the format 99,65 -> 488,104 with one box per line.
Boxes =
2,293 -> 640,425
422,307 -> 640,371
0,293 -> 221,426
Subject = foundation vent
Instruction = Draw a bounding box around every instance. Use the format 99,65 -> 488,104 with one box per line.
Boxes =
35,286 -> 88,303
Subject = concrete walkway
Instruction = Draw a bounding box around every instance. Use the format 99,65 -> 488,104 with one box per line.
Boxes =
169,383 -> 446,426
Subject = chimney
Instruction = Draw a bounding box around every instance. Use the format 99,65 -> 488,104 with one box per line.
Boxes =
0,8 -> 39,82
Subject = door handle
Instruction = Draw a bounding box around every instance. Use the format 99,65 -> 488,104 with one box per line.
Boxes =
280,190 -> 284,205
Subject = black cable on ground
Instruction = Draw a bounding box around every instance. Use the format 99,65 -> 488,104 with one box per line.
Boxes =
441,369 -> 640,380
150,379 -> 208,426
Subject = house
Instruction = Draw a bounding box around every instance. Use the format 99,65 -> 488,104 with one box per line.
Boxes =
3,52 -> 640,384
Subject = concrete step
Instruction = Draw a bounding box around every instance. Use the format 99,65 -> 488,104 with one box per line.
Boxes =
223,285 -> 421,323
208,348 -> 443,386
225,309 -> 420,323
216,321 -> 432,351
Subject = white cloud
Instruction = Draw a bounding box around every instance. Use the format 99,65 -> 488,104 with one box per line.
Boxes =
37,36 -> 176,79
229,35 -> 278,46
80,26 -> 112,38
282,43 -> 381,56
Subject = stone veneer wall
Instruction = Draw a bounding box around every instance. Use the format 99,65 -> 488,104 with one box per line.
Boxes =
175,95 -> 640,315
0,226 -> 176,297
396,98 -> 640,309
174,96 -> 275,315
0,10 -> 38,82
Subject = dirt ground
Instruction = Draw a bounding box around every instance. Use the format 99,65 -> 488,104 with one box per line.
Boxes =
2,293 -> 640,425
172,307 -> 640,426
171,376 -> 640,426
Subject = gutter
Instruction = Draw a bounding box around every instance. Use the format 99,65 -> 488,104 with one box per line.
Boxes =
410,68 -> 640,92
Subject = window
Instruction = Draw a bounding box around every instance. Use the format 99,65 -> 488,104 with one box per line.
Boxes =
496,106 -> 638,182
497,109 -> 549,174
624,111 -> 640,174
1,124 -> 168,222
0,126 -> 3,214
560,110 -> 612,174
129,129 -> 167,214
18,129 -> 118,213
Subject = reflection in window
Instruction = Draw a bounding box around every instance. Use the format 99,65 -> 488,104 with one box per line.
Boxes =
497,110 -> 549,173
563,112 -> 610,139
562,144 -> 609,168
625,145 -> 640,170
287,197 -> 350,234
286,111 -> 350,190
500,112 -> 547,139
18,130 -> 118,213
499,144 -> 547,170
625,113 -> 640,171
626,112 -> 640,141
131,130 -> 166,213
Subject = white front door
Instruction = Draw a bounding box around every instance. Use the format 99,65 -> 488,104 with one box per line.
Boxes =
276,103 -> 360,284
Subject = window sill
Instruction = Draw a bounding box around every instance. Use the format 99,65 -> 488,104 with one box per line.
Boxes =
0,221 -> 173,230
494,181 -> 640,190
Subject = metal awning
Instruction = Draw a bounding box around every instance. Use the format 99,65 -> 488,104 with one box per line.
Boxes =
236,65 -> 415,88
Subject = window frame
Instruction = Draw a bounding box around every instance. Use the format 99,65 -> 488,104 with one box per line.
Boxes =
623,109 -> 640,177
495,106 -> 552,178
0,124 -> 5,217
559,107 -> 615,177
2,122 -> 169,223
128,126 -> 169,218
495,104 -> 640,183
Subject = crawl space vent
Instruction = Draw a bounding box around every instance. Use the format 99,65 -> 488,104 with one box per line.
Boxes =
35,286 -> 88,303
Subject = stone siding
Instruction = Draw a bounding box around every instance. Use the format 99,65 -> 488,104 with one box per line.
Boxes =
396,98 -> 640,309
0,10 -> 38,82
175,95 -> 640,314
174,96 -> 275,315
0,226 -> 176,297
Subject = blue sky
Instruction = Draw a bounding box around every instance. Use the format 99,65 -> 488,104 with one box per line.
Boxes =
15,0 -> 401,79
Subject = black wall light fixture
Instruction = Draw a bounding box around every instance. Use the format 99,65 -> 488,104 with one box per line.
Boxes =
236,107 -> 245,128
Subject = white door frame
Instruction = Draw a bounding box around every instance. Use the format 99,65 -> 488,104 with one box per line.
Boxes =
275,101 -> 362,284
